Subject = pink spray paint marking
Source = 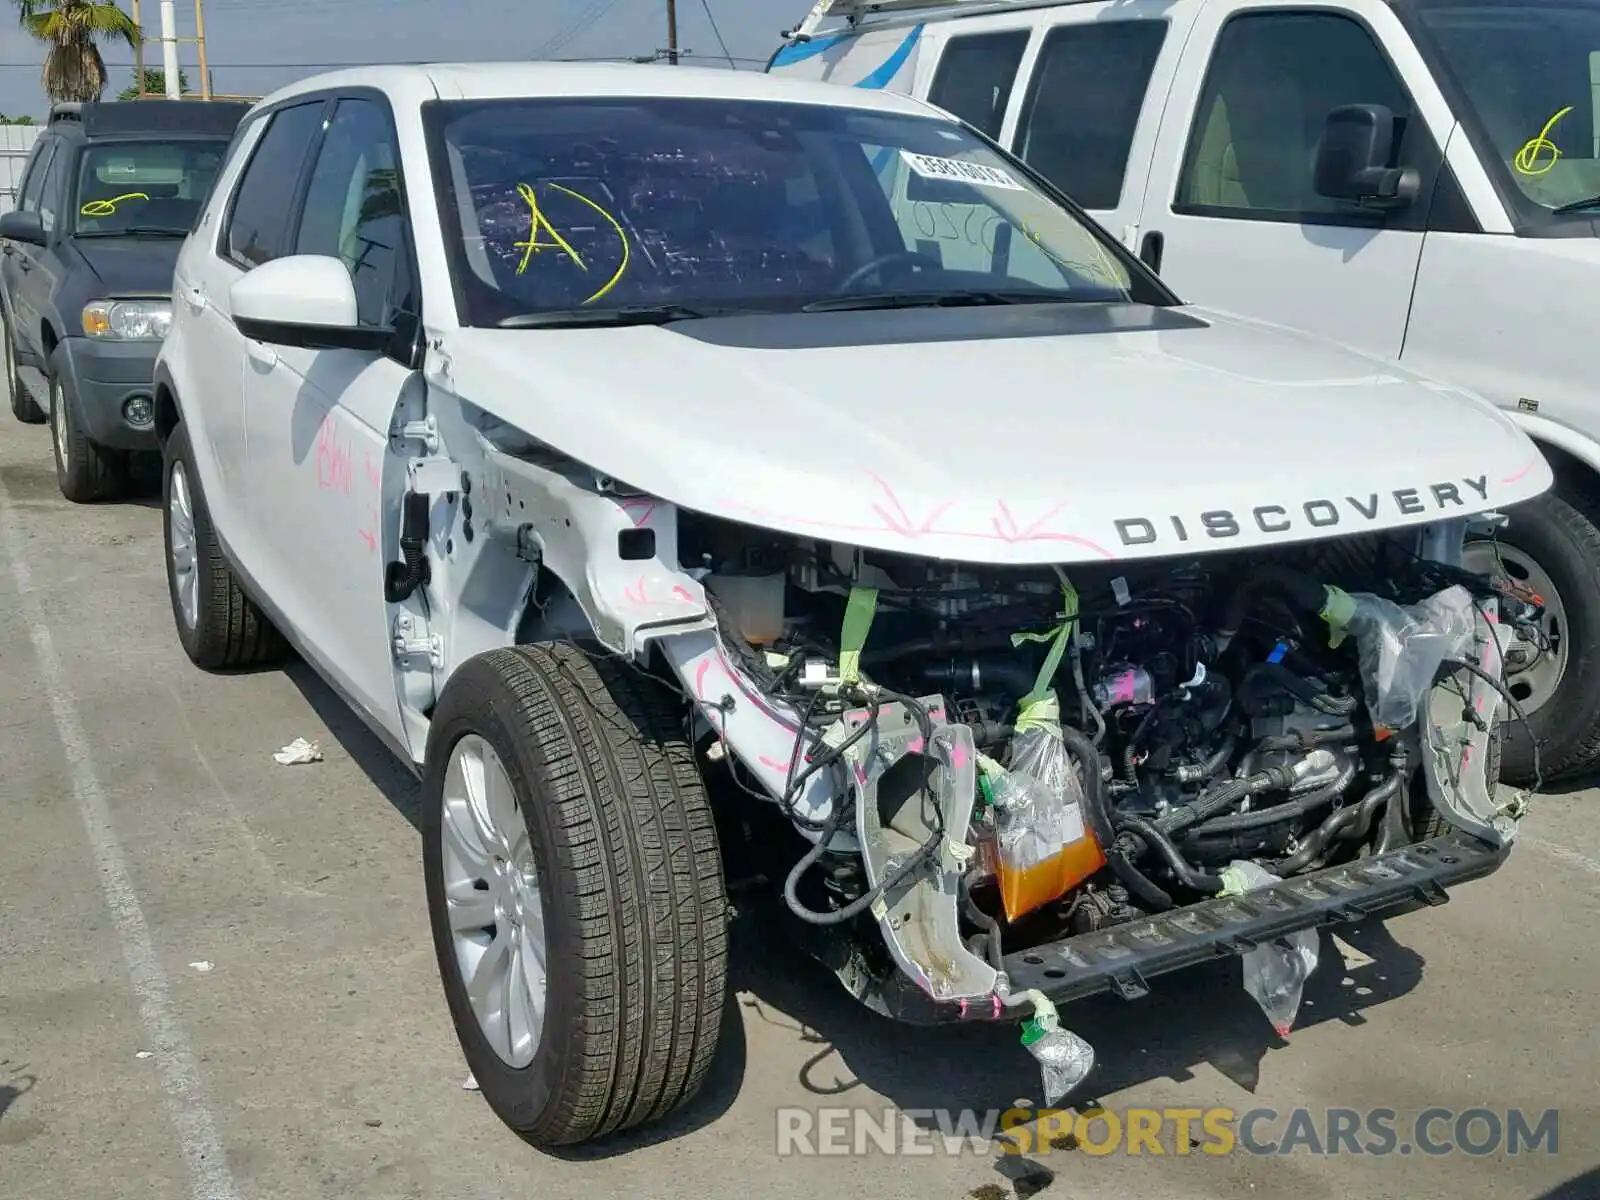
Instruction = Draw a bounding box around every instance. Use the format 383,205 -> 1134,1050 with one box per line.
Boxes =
868,471 -> 953,540
906,737 -> 925,754
1502,459 -> 1536,485
314,414 -> 353,494
363,451 -> 381,491
672,585 -> 697,604
619,498 -> 657,528
949,743 -> 969,771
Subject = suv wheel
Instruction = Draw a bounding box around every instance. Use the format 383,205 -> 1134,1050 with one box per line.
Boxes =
49,347 -> 128,502
162,419 -> 286,670
5,320 -> 43,424
422,643 -> 729,1147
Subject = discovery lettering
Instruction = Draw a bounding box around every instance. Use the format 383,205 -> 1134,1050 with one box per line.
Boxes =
1113,477 -> 1490,548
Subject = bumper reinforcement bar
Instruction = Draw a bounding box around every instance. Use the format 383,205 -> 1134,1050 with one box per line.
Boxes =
880,830 -> 1508,1023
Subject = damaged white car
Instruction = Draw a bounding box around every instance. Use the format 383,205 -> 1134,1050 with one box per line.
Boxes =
153,62 -> 1552,1146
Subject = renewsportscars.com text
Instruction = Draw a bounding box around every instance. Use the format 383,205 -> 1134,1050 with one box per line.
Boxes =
775,1105 -> 1561,1158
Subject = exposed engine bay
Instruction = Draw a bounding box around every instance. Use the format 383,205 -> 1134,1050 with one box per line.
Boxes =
665,512 -> 1540,1023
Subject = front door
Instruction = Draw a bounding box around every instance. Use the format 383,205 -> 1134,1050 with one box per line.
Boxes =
3,136 -> 56,366
241,94 -> 420,743
1132,0 -> 1457,360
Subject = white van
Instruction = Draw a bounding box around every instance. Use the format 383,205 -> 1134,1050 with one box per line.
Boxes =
768,0 -> 1600,788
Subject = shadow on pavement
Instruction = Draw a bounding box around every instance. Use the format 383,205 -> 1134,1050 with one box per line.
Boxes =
1534,1166 -> 1600,1199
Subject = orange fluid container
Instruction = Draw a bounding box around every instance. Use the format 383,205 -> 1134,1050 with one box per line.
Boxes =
996,816 -> 1107,923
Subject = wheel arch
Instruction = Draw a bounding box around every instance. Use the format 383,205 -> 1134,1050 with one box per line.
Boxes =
153,361 -> 182,445
1510,414 -> 1600,508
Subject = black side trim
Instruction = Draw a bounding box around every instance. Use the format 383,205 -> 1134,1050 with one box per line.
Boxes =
876,829 -> 1508,1024
235,314 -> 393,353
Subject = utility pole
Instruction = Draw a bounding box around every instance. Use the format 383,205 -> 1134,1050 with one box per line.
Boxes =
194,0 -> 211,99
666,0 -> 679,64
159,0 -> 181,97
131,0 -> 145,90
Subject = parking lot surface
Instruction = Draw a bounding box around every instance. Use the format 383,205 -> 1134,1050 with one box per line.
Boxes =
0,407 -> 1595,1200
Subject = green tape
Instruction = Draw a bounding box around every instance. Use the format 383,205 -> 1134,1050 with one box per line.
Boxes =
1011,576 -> 1080,706
838,586 -> 878,685
1320,585 -> 1357,649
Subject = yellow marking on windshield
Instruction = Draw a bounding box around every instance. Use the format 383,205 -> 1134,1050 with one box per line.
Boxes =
1515,107 -> 1574,176
514,182 -> 587,275
79,192 -> 149,217
544,182 -> 630,304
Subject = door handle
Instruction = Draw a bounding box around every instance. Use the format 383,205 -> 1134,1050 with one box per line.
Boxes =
181,284 -> 206,313
17,258 -> 31,273
1138,230 -> 1165,274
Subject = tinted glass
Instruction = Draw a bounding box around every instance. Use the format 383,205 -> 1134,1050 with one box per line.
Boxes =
928,31 -> 1031,140
18,139 -> 55,213
293,98 -> 411,327
424,96 -> 1151,325
72,138 -> 231,236
225,101 -> 326,267
1175,12 -> 1411,219
1015,21 -> 1168,209
1414,1 -> 1600,215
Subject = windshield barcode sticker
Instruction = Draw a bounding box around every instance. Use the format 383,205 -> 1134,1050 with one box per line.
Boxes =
899,151 -> 1025,191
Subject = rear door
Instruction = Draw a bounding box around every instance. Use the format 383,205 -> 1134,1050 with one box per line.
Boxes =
1131,0 -> 1466,359
1006,2 -> 1199,254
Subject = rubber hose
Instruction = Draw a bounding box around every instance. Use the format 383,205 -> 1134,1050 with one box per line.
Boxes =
1216,566 -> 1329,646
1184,759 -> 1358,834
960,871 -> 1004,971
1115,814 -> 1224,893
1059,723 -> 1173,911
1273,771 -> 1402,874
1255,725 -> 1356,752
1241,662 -> 1359,716
1156,764 -> 1295,836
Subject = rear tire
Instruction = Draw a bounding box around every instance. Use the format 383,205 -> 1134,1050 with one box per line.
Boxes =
162,419 -> 286,670
1465,490 -> 1600,785
422,643 -> 728,1147
50,347 -> 128,503
5,320 -> 43,424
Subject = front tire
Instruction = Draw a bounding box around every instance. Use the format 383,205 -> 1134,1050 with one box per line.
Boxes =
1465,490 -> 1600,785
49,347 -> 128,502
423,643 -> 728,1147
162,420 -> 286,670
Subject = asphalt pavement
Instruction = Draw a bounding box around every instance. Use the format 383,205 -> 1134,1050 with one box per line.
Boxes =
0,398 -> 1595,1200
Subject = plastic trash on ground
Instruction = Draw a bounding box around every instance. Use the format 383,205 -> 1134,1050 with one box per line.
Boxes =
1320,584 -> 1478,732
988,694 -> 1106,922
1018,990 -> 1094,1106
273,737 -> 324,766
1219,860 -> 1320,1037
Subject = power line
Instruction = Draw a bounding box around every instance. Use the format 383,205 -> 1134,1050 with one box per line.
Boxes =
698,0 -> 736,70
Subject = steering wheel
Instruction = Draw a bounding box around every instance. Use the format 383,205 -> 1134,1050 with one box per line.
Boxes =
834,249 -> 943,294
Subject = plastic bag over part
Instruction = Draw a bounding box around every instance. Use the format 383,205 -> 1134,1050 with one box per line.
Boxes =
1219,860 -> 1321,1037
989,692 -> 1107,923
1321,584 -> 1478,732
1018,991 -> 1095,1106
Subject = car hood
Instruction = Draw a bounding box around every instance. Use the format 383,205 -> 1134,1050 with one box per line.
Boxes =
69,236 -> 183,295
441,302 -> 1552,566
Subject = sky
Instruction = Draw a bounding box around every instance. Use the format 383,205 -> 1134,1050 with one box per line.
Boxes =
0,0 -> 810,118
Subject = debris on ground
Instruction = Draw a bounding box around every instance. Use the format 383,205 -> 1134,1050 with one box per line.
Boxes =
462,1073 -> 480,1092
188,961 -> 214,972
134,1051 -> 153,1060
273,737 -> 324,766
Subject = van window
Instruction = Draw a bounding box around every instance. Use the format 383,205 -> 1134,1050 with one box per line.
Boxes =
927,30 -> 1031,140
1175,11 -> 1413,221
1014,20 -> 1168,209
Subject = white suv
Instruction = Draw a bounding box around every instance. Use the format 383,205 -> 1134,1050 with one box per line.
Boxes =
155,61 -> 1545,1148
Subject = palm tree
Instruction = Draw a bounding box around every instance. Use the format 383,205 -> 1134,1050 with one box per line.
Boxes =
16,1 -> 142,105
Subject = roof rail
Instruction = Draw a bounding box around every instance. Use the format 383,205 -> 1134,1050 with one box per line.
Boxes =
48,102 -> 83,124
782,0 -> 1069,40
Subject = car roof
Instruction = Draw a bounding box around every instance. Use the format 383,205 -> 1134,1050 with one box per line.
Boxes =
250,60 -> 942,120
47,99 -> 250,141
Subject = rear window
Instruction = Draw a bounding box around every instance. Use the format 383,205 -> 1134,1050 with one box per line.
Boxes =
73,138 -> 231,236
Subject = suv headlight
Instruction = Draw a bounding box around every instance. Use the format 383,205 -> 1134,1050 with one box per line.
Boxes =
82,299 -> 172,341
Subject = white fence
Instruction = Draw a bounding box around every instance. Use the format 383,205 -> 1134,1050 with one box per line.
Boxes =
0,125 -> 42,216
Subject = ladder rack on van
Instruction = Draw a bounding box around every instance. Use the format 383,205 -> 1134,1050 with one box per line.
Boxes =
783,0 -> 1082,41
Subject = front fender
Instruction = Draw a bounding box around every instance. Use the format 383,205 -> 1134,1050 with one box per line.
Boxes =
1510,411 -> 1600,485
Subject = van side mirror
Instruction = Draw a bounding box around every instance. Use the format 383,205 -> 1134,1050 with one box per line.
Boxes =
0,210 -> 45,246
1313,104 -> 1419,209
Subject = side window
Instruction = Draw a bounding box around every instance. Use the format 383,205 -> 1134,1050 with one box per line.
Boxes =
1175,12 -> 1413,220
17,139 -> 56,214
290,97 -> 411,329
1014,21 -> 1168,209
927,30 -> 1031,141
38,140 -> 70,234
223,100 -> 327,268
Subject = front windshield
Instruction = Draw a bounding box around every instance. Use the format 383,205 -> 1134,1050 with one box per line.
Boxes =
1413,0 -> 1600,213
421,95 -> 1158,324
72,138 -> 230,236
